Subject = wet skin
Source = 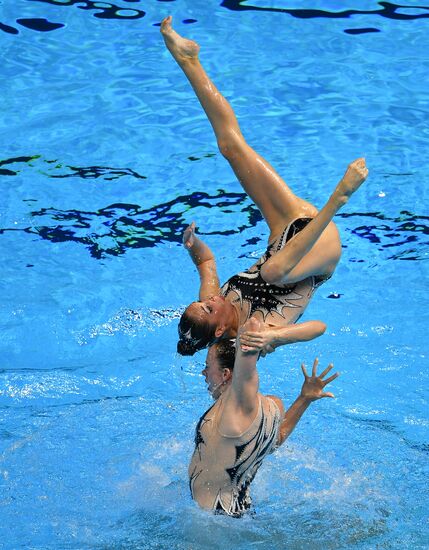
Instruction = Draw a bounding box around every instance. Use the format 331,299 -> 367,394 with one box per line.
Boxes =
201,345 -> 229,399
187,295 -> 236,332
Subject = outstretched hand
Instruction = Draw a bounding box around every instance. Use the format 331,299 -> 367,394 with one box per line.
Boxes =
183,221 -> 196,249
300,358 -> 339,401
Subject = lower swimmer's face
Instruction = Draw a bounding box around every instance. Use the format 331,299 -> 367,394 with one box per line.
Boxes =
202,346 -> 224,398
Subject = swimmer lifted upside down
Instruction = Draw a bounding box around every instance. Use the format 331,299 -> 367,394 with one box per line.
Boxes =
161,16 -> 368,357
189,318 -> 339,517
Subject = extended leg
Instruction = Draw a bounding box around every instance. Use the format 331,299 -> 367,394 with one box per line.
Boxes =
161,16 -> 313,241
261,158 -> 368,284
161,18 -> 368,280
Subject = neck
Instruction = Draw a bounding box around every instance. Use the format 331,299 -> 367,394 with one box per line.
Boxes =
225,302 -> 239,338
212,380 -> 230,400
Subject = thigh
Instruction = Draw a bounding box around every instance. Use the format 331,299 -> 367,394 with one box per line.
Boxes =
223,137 -> 316,240
269,220 -> 342,283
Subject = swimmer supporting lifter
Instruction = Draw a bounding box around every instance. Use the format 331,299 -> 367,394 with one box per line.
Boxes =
161,16 -> 368,356
189,317 -> 339,516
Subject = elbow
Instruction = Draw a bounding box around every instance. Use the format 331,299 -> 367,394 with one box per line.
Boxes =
315,321 -> 327,337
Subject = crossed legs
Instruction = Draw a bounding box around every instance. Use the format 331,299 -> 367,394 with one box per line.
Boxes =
161,17 -> 368,284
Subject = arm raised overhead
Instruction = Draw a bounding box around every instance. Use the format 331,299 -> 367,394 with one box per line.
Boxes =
182,221 -> 220,300
218,317 -> 261,437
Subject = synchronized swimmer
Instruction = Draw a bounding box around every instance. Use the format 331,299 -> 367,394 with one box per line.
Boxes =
160,17 -> 368,358
188,318 -> 339,517
161,15 -> 367,517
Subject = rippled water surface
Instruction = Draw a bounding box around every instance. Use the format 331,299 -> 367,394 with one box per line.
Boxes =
1,1 -> 428,548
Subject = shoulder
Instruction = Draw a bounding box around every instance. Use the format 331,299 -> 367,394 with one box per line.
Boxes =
218,389 -> 261,438
262,394 -> 284,418
197,400 -> 219,426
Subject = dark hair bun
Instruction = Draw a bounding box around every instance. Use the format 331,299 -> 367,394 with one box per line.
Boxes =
177,340 -> 197,356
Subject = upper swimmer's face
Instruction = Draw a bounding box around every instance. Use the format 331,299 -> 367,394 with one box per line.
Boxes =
187,295 -> 230,331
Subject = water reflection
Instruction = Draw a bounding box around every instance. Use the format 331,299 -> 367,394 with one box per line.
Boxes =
0,154 -> 427,260
1,0 -> 428,36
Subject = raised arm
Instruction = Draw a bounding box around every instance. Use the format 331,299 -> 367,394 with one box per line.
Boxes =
218,318 -> 261,436
277,358 -> 339,447
183,221 -> 220,300
239,320 -> 327,355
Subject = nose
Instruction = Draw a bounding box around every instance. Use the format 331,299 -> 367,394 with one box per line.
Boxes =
201,368 -> 207,376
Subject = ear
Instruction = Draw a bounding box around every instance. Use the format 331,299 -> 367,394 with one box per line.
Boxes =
214,325 -> 226,338
222,368 -> 232,382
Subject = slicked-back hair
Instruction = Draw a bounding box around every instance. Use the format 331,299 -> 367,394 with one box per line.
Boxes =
177,304 -> 217,356
213,339 -> 236,371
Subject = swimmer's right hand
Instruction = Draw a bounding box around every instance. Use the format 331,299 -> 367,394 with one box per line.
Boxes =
183,221 -> 196,249
259,344 -> 275,358
338,158 -> 369,199
239,317 -> 269,354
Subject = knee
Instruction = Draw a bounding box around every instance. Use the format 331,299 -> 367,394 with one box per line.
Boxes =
217,134 -> 244,160
260,261 -> 284,285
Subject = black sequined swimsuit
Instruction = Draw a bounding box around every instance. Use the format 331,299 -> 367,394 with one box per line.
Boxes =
221,218 -> 328,323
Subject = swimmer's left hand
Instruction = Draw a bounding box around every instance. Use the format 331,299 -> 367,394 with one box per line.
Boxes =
300,358 -> 339,401
183,221 -> 196,249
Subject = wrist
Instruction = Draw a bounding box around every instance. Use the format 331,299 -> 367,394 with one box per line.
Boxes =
334,182 -> 349,206
297,393 -> 313,405
270,331 -> 280,347
271,328 -> 286,346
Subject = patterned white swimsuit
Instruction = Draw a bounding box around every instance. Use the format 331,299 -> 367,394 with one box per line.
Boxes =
189,395 -> 281,517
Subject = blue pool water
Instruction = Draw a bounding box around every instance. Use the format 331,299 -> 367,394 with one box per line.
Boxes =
1,1 -> 428,548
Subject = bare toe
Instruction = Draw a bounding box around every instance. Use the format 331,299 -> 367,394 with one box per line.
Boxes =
160,16 -> 200,61
160,15 -> 172,35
